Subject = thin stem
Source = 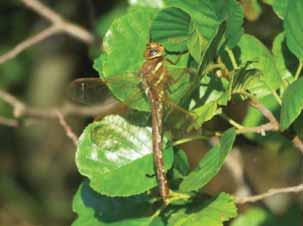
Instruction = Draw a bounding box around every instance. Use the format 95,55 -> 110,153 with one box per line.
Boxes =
55,110 -> 78,146
292,136 -> 303,155
0,26 -> 60,64
168,191 -> 191,203
236,183 -> 303,204
0,89 -> 123,119
294,61 -> 303,80
0,0 -> 94,65
226,47 -> 238,69
0,116 -> 18,127
173,135 -> 209,146
21,0 -> 63,23
220,113 -> 244,130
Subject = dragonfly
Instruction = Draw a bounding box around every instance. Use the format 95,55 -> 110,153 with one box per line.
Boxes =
69,42 -> 200,205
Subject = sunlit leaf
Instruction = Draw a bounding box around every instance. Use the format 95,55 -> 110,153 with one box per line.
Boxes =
76,115 -> 174,197
280,78 -> 303,130
165,0 -> 223,64
198,74 -> 230,104
230,207 -> 276,226
190,102 -> 220,129
95,5 -> 127,38
187,73 -> 230,128
284,0 -> 303,61
187,21 -> 224,65
273,0 -> 289,19
230,62 -> 261,94
236,34 -> 282,97
272,32 -> 298,84
128,0 -> 165,8
168,193 -> 237,226
231,206 -> 302,226
94,7 -> 193,113
263,0 -> 274,5
179,128 -> 236,192
172,149 -> 190,179
72,180 -> 158,226
151,7 -> 191,52
213,0 -> 244,48
94,8 -> 158,111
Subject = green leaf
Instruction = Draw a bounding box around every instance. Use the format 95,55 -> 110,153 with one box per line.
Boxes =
72,180 -> 157,226
94,7 -> 193,113
272,32 -> 298,84
94,8 -> 158,111
191,102 -> 220,129
165,0 -> 223,64
95,5 -> 127,38
284,0 -> 303,61
179,128 -> 236,192
174,149 -> 190,175
151,7 -> 191,52
172,149 -> 190,181
263,0 -> 274,5
280,78 -> 303,130
230,207 -> 275,226
197,74 -> 230,105
213,0 -> 244,48
76,115 -> 174,197
236,34 -> 282,97
273,0 -> 289,19
188,21 -> 225,65
188,74 -> 230,128
231,206 -> 302,226
168,193 -> 237,226
230,62 -> 261,94
128,0 -> 165,8
161,0 -> 243,62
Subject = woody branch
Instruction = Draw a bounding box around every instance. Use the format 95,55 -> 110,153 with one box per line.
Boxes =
236,183 -> 303,204
0,0 -> 95,65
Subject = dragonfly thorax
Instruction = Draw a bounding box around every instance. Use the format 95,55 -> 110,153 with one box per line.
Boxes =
140,43 -> 168,103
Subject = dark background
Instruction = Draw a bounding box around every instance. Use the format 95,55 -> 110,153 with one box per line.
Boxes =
0,1 -> 302,226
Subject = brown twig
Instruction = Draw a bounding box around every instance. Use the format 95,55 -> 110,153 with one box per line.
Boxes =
236,184 -> 303,204
0,89 -> 124,122
223,94 -> 303,154
237,122 -> 278,135
0,26 -> 60,65
22,0 -> 94,43
0,89 -> 25,117
0,0 -> 94,65
249,98 -> 303,154
248,99 -> 279,130
0,116 -> 18,127
55,110 -> 78,146
291,136 -> 303,154
22,0 -> 63,23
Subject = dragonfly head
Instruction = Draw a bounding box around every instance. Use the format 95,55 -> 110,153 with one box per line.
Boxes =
144,42 -> 165,60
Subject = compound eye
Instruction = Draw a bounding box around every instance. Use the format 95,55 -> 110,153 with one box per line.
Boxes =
150,49 -> 158,57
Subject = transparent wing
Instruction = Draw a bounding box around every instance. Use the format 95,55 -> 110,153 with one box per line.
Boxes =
67,77 -> 113,105
67,72 -> 145,102
67,68 -> 199,130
